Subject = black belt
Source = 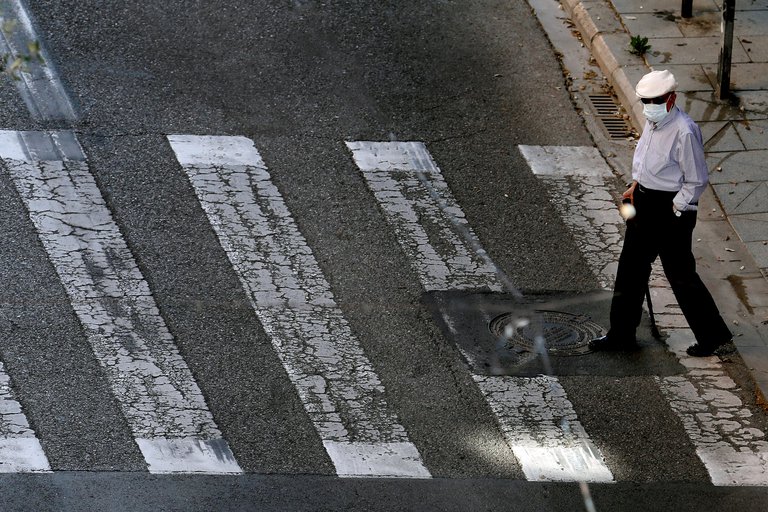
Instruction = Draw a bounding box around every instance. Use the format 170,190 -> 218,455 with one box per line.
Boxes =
637,183 -> 676,196
636,184 -> 697,205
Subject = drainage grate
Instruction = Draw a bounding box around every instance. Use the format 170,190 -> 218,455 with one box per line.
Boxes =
489,310 -> 605,356
588,94 -> 631,139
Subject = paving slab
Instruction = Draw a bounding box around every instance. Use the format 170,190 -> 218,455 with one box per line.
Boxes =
735,90 -> 768,115
703,63 -> 768,91
646,37 -> 751,65
735,10 -> 768,36
729,214 -> 768,243
676,12 -> 721,38
612,0 -> 718,14
712,182 -> 768,215
740,35 -> 768,62
652,64 -> 713,93
738,0 -> 768,10
678,92 -> 756,122
734,119 -> 768,150
707,150 -> 768,184
746,241 -> 768,268
598,32 -> 640,68
725,273 -> 768,309
700,121 -> 746,152
578,0 -> 625,34
621,14 -> 685,38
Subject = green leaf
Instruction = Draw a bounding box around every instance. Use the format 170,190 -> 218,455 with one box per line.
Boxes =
629,35 -> 651,55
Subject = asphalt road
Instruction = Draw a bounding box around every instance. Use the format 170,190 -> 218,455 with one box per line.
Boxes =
0,0 -> 766,510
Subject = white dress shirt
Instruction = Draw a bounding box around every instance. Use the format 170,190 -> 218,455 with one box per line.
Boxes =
632,106 -> 709,212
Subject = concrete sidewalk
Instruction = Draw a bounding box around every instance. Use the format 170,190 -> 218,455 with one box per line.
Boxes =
559,0 -> 768,402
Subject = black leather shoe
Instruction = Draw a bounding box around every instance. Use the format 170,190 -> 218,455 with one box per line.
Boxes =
686,341 -> 734,357
588,335 -> 638,352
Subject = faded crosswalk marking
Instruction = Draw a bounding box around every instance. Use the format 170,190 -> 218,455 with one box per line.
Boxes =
0,130 -> 241,475
522,144 -> 768,486
348,141 -> 613,482
169,134 -> 430,478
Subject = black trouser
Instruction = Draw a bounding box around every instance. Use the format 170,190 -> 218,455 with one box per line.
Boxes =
608,185 -> 731,346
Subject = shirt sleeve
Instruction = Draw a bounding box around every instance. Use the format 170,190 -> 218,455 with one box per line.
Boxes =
673,128 -> 708,212
631,123 -> 650,182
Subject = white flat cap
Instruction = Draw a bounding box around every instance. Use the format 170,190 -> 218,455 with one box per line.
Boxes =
635,70 -> 678,98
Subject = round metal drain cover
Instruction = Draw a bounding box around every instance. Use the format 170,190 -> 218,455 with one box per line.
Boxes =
489,310 -> 605,356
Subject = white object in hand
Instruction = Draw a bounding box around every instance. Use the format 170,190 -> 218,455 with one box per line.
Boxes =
620,202 -> 636,220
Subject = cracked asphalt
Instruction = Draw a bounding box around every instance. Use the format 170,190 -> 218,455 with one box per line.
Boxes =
0,0 -> 767,509
0,0 -> 598,476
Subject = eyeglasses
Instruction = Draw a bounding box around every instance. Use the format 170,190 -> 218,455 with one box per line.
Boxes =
640,95 -> 669,104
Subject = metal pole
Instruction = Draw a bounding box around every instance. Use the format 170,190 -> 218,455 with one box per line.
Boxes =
681,0 -> 693,18
645,285 -> 661,339
717,0 -> 736,99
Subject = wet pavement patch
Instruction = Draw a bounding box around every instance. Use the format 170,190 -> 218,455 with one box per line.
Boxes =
424,290 -> 686,377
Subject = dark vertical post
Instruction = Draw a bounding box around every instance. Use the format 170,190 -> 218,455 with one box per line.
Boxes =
717,0 -> 736,99
681,0 -> 693,18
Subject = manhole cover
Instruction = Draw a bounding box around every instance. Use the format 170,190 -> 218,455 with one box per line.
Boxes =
489,310 -> 605,356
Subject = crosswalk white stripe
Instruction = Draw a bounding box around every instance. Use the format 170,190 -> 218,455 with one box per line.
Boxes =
0,130 -> 241,475
346,141 -> 503,292
522,144 -> 768,486
347,140 -> 613,482
0,361 -> 50,472
660,333 -> 768,486
438,308 -> 612,482
518,145 -> 621,290
474,375 -> 613,482
168,134 -> 430,479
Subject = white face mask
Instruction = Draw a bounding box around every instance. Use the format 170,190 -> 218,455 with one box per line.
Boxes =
643,103 -> 670,124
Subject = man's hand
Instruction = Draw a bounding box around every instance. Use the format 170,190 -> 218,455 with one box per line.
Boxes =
619,181 -> 638,220
623,181 -> 638,205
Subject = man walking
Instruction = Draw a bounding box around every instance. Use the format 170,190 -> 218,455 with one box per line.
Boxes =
589,69 -> 732,357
